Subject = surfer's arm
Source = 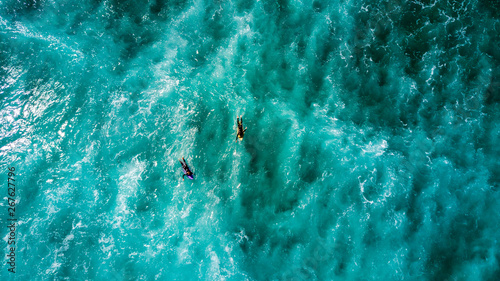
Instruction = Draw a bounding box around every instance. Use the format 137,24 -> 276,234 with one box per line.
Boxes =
243,128 -> 247,133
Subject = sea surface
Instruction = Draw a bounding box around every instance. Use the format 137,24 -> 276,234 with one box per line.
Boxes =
1,0 -> 499,280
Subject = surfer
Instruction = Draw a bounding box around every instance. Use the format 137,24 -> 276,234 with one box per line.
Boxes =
179,157 -> 194,180
235,116 -> 247,142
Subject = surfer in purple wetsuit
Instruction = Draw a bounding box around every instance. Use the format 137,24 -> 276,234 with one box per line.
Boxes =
179,157 -> 194,180
235,116 -> 247,142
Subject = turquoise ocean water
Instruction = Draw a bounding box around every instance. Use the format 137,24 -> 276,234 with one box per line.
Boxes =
1,0 -> 499,280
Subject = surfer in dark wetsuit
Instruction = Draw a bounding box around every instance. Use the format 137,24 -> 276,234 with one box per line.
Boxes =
235,116 -> 247,142
179,157 -> 194,180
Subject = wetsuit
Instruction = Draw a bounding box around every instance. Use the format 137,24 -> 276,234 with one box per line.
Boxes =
236,116 -> 247,141
180,158 -> 194,180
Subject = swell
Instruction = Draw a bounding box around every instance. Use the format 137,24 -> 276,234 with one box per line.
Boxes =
0,0 -> 499,280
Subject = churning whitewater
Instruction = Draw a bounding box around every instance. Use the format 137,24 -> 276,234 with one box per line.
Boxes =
0,0 -> 499,280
